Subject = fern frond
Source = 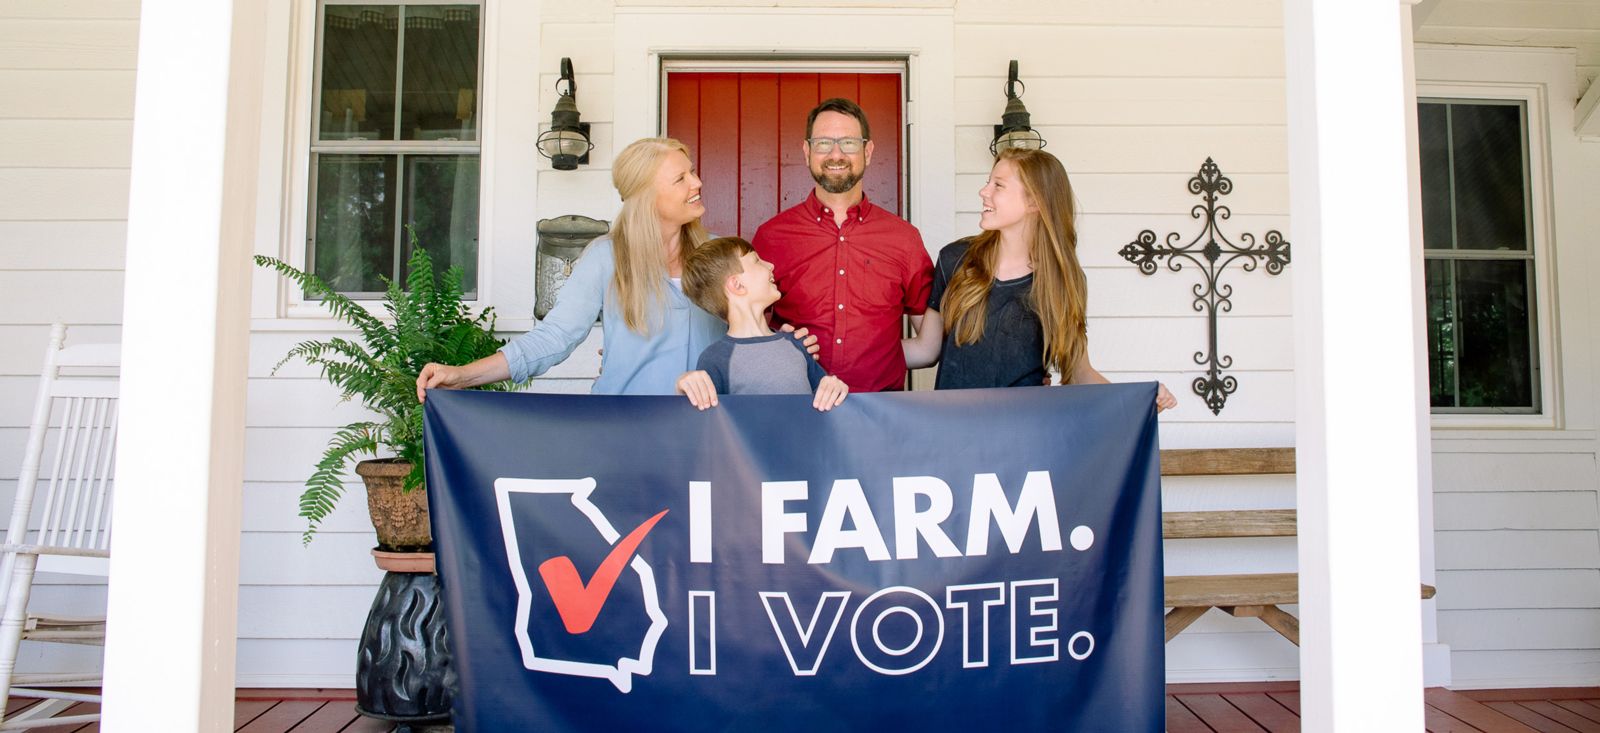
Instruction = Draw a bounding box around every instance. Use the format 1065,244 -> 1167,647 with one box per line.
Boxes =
273,337 -> 380,378
254,256 -> 391,349
298,422 -> 380,545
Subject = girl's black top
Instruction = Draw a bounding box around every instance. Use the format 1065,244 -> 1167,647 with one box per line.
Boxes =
927,239 -> 1048,390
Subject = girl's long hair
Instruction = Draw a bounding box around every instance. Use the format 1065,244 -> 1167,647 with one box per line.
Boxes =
940,147 -> 1088,380
609,137 -> 711,334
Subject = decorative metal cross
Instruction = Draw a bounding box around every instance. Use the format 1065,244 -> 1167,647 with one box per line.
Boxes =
1118,158 -> 1291,415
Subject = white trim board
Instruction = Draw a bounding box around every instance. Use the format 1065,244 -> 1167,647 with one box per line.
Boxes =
1578,77 -> 1600,141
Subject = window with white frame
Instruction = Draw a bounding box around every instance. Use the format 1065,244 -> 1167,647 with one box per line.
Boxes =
309,2 -> 481,298
1418,98 -> 1539,413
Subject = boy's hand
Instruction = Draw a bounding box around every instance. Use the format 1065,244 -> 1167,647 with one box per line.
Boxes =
813,375 -> 848,411
780,324 -> 822,359
676,370 -> 719,410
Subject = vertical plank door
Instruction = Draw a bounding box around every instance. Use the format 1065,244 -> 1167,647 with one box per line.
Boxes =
665,71 -> 904,240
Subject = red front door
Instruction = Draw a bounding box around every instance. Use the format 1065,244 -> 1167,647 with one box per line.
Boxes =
664,71 -> 905,240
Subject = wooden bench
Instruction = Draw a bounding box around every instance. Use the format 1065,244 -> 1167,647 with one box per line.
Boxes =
1159,448 -> 1437,646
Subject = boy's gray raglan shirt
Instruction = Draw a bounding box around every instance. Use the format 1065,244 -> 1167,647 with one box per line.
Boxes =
697,332 -> 827,395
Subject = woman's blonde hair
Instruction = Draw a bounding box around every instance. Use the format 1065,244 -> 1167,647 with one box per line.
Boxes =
609,137 -> 710,334
940,148 -> 1088,380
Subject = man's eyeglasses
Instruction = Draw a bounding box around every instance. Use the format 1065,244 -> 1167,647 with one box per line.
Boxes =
806,137 -> 867,155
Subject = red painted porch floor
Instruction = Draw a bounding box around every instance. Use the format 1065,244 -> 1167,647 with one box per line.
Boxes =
11,683 -> 1600,731
1167,683 -> 1600,732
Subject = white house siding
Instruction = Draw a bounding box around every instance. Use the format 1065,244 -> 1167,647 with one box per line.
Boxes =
1412,0 -> 1600,687
3,0 -> 1595,691
0,0 -> 138,678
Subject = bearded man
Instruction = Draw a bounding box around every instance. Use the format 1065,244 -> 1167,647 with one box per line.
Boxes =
751,98 -> 934,392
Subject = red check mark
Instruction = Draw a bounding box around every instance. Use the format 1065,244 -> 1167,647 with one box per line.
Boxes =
539,509 -> 669,635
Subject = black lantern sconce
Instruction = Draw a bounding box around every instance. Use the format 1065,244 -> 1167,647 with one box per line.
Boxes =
536,58 -> 593,170
990,60 -> 1046,156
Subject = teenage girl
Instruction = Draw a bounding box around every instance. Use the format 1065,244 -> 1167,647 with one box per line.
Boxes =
903,147 -> 1177,410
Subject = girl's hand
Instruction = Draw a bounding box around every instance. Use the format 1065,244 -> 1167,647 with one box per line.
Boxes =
781,324 -> 821,359
1156,382 -> 1178,413
676,370 -> 719,410
813,375 -> 848,411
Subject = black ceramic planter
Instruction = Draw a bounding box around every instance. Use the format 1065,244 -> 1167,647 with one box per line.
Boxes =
355,570 -> 456,730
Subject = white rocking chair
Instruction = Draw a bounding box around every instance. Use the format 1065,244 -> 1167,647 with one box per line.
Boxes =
0,324 -> 118,729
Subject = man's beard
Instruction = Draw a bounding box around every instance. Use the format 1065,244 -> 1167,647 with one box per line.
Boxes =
812,165 -> 863,194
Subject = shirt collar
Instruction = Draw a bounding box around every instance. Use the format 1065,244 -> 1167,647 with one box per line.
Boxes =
803,189 -> 875,223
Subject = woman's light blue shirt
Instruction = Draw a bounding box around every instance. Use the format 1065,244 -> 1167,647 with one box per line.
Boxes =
499,238 -> 727,395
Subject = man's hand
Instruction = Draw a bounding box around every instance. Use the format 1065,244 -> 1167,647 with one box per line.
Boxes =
780,324 -> 822,359
813,375 -> 848,412
676,370 -> 719,410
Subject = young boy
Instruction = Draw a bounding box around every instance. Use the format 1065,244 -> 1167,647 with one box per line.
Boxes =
676,237 -> 849,411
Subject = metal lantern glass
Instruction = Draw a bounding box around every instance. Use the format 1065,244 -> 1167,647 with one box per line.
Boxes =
536,58 -> 593,171
990,60 -> 1047,156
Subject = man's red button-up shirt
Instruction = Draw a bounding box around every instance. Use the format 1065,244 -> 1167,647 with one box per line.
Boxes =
752,192 -> 933,392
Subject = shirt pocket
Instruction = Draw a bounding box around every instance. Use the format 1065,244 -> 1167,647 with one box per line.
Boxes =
851,255 -> 905,312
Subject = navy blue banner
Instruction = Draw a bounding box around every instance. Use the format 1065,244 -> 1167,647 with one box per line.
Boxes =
424,384 -> 1164,732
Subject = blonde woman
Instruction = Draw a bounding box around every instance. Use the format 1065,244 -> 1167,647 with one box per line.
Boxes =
418,138 -> 808,397
903,148 -> 1176,409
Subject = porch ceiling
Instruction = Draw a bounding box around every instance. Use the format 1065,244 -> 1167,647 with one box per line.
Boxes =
1417,0 -> 1600,101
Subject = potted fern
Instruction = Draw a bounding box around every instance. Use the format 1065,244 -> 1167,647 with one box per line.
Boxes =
257,240 -> 519,548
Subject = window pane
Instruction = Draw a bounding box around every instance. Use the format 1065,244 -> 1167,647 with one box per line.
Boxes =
1418,103 -> 1453,251
1450,103 -> 1527,251
400,6 -> 480,141
402,155 -> 479,293
1425,259 -> 1457,408
1456,259 -> 1535,409
313,154 -> 397,295
319,6 -> 398,141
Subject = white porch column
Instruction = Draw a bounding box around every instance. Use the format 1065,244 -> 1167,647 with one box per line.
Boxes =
1285,0 -> 1427,729
103,0 -> 264,730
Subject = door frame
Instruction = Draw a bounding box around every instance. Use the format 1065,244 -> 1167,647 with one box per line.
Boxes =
611,7 -> 956,252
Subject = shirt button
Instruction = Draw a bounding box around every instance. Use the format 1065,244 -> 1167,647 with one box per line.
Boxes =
835,338 -> 843,344
838,269 -> 844,275
838,236 -> 845,242
836,304 -> 844,310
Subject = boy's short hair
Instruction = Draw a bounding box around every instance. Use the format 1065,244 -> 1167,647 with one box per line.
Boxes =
682,236 -> 755,320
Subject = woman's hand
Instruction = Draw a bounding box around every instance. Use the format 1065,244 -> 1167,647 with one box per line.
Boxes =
1155,383 -> 1178,413
781,324 -> 821,359
813,375 -> 848,412
416,363 -> 467,402
415,353 -> 512,403
676,370 -> 719,410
